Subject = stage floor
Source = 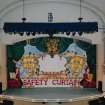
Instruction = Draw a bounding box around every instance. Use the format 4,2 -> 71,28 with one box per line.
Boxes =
1,88 -> 103,102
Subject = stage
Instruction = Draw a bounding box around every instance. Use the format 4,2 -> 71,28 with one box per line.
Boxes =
0,88 -> 103,102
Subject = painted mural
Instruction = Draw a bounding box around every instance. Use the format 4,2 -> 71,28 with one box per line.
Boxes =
7,37 -> 96,88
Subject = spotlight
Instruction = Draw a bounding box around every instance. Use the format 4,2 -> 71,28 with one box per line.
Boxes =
21,17 -> 27,23
78,17 -> 83,22
47,30 -> 53,37
19,32 -> 24,36
13,31 -> 17,34
72,32 -> 76,36
31,32 -> 36,36
66,32 -> 70,36
48,32 -> 53,38
26,32 -> 30,36
78,32 -> 83,36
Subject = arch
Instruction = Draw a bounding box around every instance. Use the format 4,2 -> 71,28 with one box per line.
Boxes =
0,0 -> 104,27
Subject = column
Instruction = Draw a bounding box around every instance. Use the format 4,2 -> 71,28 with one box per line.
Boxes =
0,41 -> 7,91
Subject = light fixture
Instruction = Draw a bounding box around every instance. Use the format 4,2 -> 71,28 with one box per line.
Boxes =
13,31 -> 17,35
78,32 -> 83,36
19,32 -> 24,36
48,32 -> 53,38
31,32 -> 36,36
26,32 -> 30,36
72,32 -> 76,36
47,29 -> 55,37
66,32 -> 70,36
3,22 -> 98,36
22,17 -> 26,23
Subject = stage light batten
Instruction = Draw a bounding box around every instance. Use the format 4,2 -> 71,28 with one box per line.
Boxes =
3,22 -> 98,37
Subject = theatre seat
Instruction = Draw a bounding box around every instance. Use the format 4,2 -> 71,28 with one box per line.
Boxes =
88,97 -> 105,105
3,100 -> 14,105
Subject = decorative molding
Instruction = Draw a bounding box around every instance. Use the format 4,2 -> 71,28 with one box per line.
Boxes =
0,0 -> 104,25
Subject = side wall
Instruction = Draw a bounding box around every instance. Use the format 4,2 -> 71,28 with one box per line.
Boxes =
0,42 -> 7,91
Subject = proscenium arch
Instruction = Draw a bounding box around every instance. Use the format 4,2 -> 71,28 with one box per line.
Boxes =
0,0 -> 105,27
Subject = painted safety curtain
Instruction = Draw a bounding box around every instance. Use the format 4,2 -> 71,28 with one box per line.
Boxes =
7,37 -> 96,88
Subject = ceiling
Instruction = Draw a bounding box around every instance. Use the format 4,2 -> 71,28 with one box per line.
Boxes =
0,0 -> 105,45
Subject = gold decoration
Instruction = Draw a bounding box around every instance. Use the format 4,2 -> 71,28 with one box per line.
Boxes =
21,53 -> 39,78
66,55 -> 86,79
46,38 -> 59,57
